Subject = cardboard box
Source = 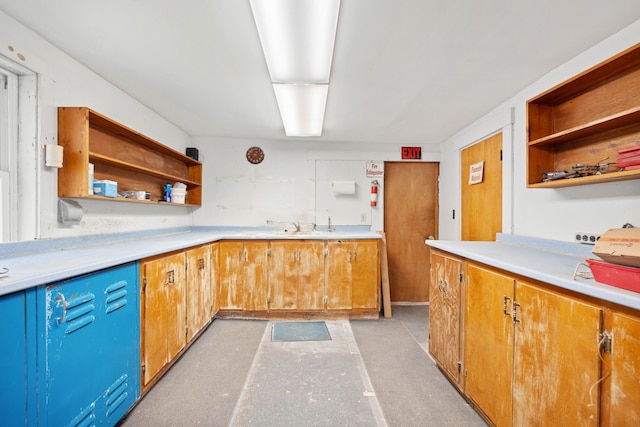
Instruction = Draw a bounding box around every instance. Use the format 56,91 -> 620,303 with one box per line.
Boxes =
592,228 -> 640,268
93,180 -> 118,198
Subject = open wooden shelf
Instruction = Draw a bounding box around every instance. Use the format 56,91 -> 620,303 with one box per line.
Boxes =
58,107 -> 202,205
526,43 -> 640,187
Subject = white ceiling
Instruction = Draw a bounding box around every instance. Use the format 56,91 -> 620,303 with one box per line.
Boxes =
1,1 -> 640,145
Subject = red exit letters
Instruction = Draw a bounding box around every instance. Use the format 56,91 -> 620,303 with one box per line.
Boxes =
401,146 -> 422,159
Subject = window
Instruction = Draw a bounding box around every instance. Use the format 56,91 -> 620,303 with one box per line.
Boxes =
0,58 -> 36,243
0,70 -> 15,242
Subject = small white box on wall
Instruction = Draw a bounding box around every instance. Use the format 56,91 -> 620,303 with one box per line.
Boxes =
45,144 -> 64,168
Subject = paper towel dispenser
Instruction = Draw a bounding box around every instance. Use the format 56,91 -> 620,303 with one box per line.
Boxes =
332,180 -> 356,195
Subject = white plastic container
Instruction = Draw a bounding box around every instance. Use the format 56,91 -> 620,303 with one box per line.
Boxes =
172,187 -> 186,204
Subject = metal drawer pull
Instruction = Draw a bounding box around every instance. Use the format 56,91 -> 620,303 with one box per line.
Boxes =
503,295 -> 511,317
512,301 -> 521,323
56,293 -> 67,325
166,270 -> 175,285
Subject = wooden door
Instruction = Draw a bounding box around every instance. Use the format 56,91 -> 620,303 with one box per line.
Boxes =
351,240 -> 379,310
211,243 -> 220,315
142,252 -> 186,386
326,240 -> 379,311
142,257 -> 169,385
428,250 -> 462,384
242,241 -> 269,311
384,162 -> 439,302
296,241 -> 325,310
269,240 -> 326,311
461,132 -> 502,241
513,281 -> 601,426
218,241 -> 244,310
609,312 -> 640,425
269,240 -> 300,310
326,241 -> 354,310
465,263 -> 514,427
164,253 -> 187,363
186,244 -> 212,342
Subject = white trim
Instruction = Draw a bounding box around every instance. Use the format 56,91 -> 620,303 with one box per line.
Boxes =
0,55 -> 38,242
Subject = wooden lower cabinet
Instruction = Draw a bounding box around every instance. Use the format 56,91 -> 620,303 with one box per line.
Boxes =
218,240 -> 269,311
186,244 -> 212,342
463,262 -> 604,426
428,249 -> 463,387
141,252 -> 187,388
464,263 -> 514,426
607,311 -> 640,426
512,280 -> 602,426
268,240 -> 325,311
218,239 -> 380,317
326,240 -> 379,311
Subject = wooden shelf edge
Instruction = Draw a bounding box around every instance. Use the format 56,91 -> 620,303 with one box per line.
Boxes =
89,152 -> 201,187
528,106 -> 640,146
527,169 -> 640,188
61,195 -> 201,207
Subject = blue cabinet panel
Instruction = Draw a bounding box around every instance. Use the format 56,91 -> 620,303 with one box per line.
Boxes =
41,262 -> 140,426
0,291 -> 28,425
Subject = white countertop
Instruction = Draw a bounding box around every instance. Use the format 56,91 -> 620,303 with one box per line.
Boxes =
426,234 -> 640,311
0,227 -> 381,296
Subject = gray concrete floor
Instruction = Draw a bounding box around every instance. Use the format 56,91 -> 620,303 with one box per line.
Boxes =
120,305 -> 486,426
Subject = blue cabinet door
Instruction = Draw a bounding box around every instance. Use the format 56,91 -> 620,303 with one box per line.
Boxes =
0,290 -> 37,426
42,262 -> 140,426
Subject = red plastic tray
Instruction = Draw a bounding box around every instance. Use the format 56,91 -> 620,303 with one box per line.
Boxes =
587,259 -> 640,293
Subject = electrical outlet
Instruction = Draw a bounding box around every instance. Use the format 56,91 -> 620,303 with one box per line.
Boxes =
361,213 -> 367,222
575,232 -> 601,245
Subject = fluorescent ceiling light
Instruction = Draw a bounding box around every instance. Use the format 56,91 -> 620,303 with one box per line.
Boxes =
249,0 -> 340,83
273,84 -> 328,137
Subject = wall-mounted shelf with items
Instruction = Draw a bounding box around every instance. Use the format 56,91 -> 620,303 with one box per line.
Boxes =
57,107 -> 202,205
526,43 -> 640,188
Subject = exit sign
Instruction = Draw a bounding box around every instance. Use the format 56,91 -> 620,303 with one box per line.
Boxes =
401,146 -> 422,159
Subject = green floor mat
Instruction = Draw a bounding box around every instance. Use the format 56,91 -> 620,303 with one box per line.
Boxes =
271,321 -> 332,342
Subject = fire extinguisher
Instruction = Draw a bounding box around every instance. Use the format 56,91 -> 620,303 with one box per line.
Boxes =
370,181 -> 378,207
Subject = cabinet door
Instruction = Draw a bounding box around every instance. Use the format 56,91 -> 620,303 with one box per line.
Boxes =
0,291 -> 34,426
269,240 -> 300,310
269,240 -> 325,311
142,252 -> 186,386
326,241 -> 355,310
296,241 -> 325,310
513,281 -> 602,426
186,244 -> 212,342
242,241 -> 269,311
219,241 -> 245,310
607,312 -> 640,425
45,263 -> 139,426
326,240 -> 379,311
428,251 -> 462,384
211,242 -> 220,315
351,240 -> 379,310
465,263 -> 515,427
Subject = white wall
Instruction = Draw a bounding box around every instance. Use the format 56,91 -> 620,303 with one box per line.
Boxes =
191,136 -> 440,232
3,8 -> 639,243
0,11 -> 194,240
437,20 -> 640,242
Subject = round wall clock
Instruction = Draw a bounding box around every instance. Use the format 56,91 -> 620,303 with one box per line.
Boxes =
246,146 -> 265,164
